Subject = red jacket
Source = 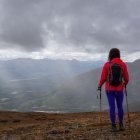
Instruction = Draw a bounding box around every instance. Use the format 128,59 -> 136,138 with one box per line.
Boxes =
98,58 -> 129,91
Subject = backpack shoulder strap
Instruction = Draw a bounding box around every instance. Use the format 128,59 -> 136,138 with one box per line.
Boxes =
107,62 -> 112,81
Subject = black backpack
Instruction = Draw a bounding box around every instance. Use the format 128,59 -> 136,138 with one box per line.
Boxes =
108,62 -> 123,86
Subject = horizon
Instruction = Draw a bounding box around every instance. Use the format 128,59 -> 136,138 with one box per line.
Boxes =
0,56 -> 138,63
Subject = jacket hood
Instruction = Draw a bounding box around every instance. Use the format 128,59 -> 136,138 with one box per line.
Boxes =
110,58 -> 123,64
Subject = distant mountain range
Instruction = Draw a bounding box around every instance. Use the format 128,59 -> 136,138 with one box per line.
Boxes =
0,59 -> 139,112
0,58 -> 104,111
0,58 -> 104,79
15,59 -> 140,112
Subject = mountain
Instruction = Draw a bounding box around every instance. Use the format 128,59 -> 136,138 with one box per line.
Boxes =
0,58 -> 104,111
1,59 -> 140,112
0,58 -> 103,79
20,59 -> 140,112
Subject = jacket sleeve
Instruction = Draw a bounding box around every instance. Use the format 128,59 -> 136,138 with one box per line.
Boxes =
98,63 -> 108,87
123,63 -> 129,84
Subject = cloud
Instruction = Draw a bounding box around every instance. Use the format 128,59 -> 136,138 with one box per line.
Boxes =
0,0 -> 140,60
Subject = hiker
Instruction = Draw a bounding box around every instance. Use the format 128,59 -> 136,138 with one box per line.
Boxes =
98,48 -> 129,132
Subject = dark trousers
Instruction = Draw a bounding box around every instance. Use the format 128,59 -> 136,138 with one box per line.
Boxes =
106,90 -> 124,125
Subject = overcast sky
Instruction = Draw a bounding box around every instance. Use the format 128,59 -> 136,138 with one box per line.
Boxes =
0,0 -> 140,61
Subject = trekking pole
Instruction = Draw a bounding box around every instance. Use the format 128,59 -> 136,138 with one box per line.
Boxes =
97,89 -> 102,131
100,90 -> 102,130
124,85 -> 131,128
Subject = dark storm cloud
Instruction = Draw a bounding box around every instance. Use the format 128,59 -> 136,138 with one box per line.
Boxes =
0,0 -> 140,52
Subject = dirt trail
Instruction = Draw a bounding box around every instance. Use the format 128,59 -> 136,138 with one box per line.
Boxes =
0,112 -> 140,140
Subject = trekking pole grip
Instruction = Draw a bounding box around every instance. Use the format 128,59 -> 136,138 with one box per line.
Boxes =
125,87 -> 127,97
124,84 -> 127,96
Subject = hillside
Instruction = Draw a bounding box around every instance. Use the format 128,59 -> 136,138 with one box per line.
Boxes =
0,111 -> 140,140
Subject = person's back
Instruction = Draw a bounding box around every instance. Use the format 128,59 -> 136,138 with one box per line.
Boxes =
98,48 -> 129,132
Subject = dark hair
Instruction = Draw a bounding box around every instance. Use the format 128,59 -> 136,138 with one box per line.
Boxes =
108,48 -> 120,61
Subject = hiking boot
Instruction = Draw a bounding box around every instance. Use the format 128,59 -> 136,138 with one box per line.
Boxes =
119,123 -> 125,131
110,124 -> 118,132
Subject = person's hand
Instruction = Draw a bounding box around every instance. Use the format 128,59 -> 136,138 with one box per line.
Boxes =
97,86 -> 101,91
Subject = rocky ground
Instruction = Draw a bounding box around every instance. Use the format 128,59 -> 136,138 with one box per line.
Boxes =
0,111 -> 140,140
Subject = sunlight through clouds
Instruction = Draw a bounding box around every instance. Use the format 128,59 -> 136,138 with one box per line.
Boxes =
0,0 -> 140,61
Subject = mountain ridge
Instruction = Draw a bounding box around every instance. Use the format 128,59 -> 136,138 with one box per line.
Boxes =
0,59 -> 140,112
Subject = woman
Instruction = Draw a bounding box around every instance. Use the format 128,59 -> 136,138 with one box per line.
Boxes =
98,48 -> 129,132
